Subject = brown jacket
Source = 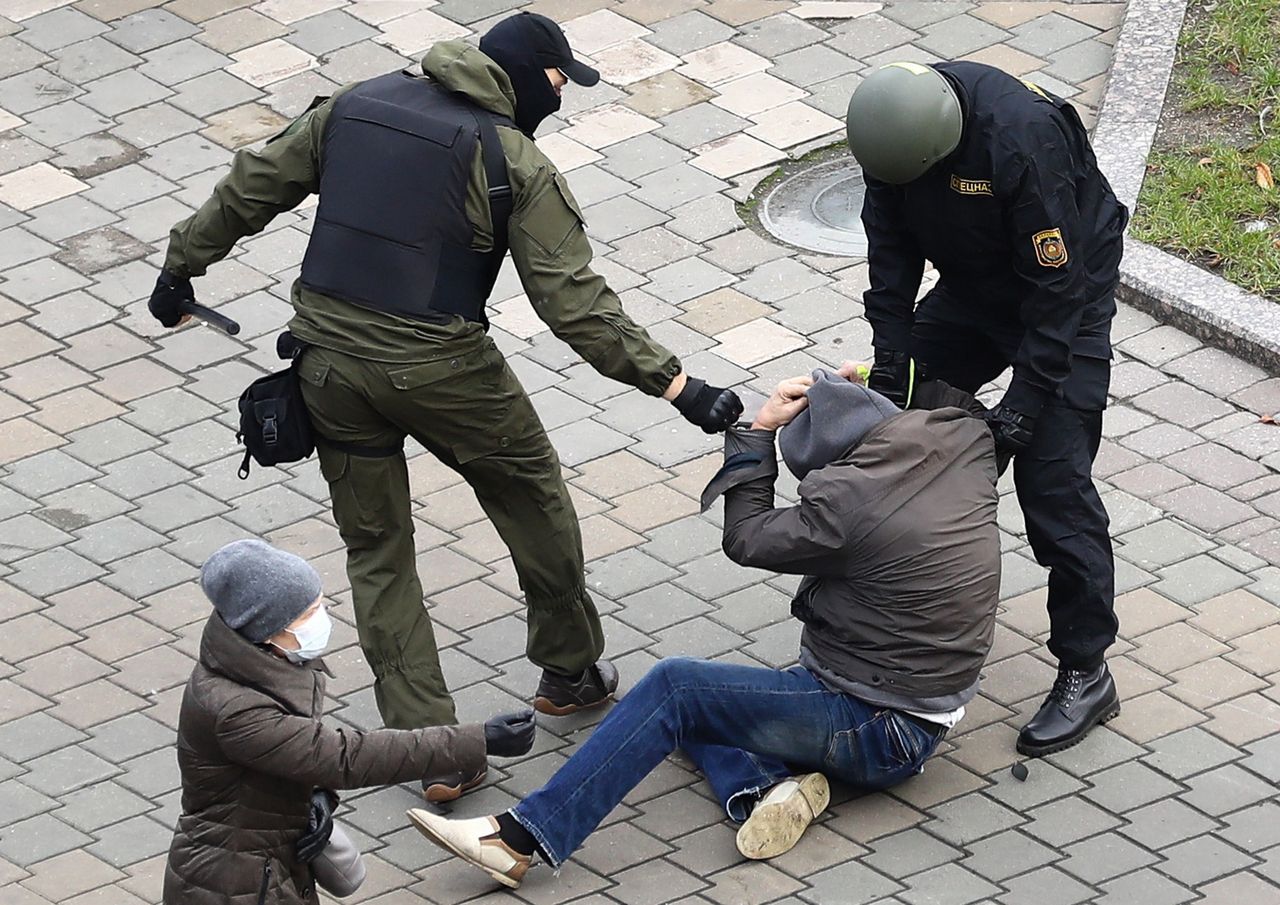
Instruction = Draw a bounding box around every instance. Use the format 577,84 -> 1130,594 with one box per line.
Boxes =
716,395 -> 1000,709
163,613 -> 485,905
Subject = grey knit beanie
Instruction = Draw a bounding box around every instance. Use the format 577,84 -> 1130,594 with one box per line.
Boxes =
779,369 -> 901,480
200,539 -> 323,643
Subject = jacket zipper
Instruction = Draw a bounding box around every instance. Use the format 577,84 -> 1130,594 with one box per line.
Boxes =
257,859 -> 272,905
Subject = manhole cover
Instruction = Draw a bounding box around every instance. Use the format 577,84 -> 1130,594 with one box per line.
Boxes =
759,158 -> 867,257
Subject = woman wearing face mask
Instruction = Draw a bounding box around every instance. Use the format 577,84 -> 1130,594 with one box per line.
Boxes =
164,539 -> 537,905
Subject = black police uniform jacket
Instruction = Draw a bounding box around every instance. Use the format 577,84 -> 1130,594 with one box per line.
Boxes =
860,61 -> 1129,415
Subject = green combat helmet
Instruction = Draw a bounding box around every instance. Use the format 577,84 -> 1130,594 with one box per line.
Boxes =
845,62 -> 963,185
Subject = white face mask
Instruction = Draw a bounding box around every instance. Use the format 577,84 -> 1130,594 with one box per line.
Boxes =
275,605 -> 332,664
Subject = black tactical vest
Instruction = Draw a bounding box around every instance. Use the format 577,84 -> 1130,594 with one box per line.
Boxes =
299,71 -> 513,325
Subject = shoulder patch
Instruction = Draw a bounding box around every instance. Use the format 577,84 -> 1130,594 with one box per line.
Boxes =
950,174 -> 993,196
1032,228 -> 1069,268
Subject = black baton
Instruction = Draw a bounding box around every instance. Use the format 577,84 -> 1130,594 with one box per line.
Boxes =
179,301 -> 241,336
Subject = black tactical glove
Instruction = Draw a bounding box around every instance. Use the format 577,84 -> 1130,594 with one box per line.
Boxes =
148,269 -> 194,328
673,377 -> 744,434
985,405 -> 1036,456
484,709 -> 537,758
295,789 -> 338,863
866,349 -> 919,409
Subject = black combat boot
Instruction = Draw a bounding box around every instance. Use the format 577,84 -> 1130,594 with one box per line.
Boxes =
533,660 -> 619,716
1017,663 -> 1120,757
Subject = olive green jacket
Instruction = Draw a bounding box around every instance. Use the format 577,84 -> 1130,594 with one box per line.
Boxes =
163,613 -> 485,905
165,41 -> 680,396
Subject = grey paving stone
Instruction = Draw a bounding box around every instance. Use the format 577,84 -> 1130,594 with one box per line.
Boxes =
1217,801 -> 1280,853
1158,834 -> 1259,887
631,163 -> 729,210
736,258 -> 828,303
547,419 -> 635,467
649,10 -> 735,56
863,828 -> 963,877
582,194 -> 668,243
7,546 -> 106,597
645,257 -> 734,305
1059,830 -> 1159,884
46,35 -> 140,83
1096,867 -> 1196,905
69,515 -> 167,565
0,712 -> 86,764
898,863 -> 1000,905
19,746 -> 118,797
652,616 -> 746,658
1025,796 -> 1123,846
168,70 -> 261,117
17,7 -> 108,51
916,14 -> 1008,56
826,14 -> 919,57
0,69 -> 79,116
102,547 -> 197,598
1151,554 -> 1250,605
768,42 -> 861,88
630,417 -> 722,467
1144,726 -> 1245,780
0,36 -> 51,81
658,102 -> 751,150
925,793 -> 1024,846
1007,13 -> 1101,57
1115,521 -> 1215,570
0,813 -> 93,866
64,419 -> 157,468
1081,760 -> 1182,812
1180,764 -> 1280,817
1118,798 -> 1219,850
801,860 -> 904,904
288,9 -> 378,54
1046,37 -> 1117,83
735,13 -> 827,56
317,40 -> 412,84
997,865 -> 1096,905
644,516 -> 725,567
138,37 -> 230,84
0,513 -> 72,564
587,549 -> 679,599
0,779 -> 60,827
104,8 -> 199,54
111,101 -> 202,148
86,813 -> 172,867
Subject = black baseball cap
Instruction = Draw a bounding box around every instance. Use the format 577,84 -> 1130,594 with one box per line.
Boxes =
496,12 -> 600,87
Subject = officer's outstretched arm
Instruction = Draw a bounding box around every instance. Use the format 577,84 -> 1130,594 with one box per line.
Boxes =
163,97 -> 335,280
508,168 -> 681,398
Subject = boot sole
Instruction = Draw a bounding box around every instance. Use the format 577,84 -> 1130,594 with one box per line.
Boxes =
1016,703 -> 1121,758
735,773 -> 830,861
533,693 -> 615,717
407,810 -> 523,889
422,769 -> 487,803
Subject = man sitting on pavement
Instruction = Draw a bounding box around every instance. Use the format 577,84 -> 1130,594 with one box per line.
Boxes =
401,366 -> 1002,888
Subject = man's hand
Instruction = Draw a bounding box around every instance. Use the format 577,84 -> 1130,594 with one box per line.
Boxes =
984,404 -> 1036,456
752,375 -> 813,431
837,360 -> 871,384
149,269 -> 195,328
484,709 -> 537,758
295,789 -> 337,863
672,377 -> 744,433
867,349 -> 915,408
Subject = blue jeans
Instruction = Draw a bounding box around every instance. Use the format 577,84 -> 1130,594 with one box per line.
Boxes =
512,658 -> 943,867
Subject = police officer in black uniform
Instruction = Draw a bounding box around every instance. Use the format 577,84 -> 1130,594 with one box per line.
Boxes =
845,61 -> 1129,756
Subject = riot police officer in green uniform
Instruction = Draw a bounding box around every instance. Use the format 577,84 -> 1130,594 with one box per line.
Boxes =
149,13 -> 742,801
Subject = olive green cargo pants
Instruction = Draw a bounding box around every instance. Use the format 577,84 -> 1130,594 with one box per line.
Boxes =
296,324 -> 604,729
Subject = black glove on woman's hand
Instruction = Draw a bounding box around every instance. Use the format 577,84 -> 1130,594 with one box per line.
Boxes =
148,269 -> 194,328
295,789 -> 337,863
484,709 -> 537,758
673,377 -> 744,433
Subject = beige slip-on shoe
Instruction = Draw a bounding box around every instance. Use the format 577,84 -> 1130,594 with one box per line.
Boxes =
406,810 -> 532,888
735,773 -> 830,860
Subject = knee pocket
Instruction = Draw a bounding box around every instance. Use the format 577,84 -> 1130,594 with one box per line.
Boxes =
319,449 -> 404,540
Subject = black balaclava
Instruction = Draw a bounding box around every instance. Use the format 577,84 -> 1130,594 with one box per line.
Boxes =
480,12 -> 599,138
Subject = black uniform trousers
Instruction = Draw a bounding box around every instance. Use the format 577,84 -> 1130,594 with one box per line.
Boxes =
911,290 -> 1118,670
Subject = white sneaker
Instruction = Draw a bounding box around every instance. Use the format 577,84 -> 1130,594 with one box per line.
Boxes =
406,810 -> 532,888
735,773 -> 830,860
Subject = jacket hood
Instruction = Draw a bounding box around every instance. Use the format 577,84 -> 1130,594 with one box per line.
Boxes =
422,40 -> 517,120
198,611 -> 325,716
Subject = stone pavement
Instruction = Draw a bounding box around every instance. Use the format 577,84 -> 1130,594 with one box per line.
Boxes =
0,0 -> 1277,903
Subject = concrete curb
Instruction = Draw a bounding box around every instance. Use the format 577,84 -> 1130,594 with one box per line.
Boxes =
1094,0 -> 1280,371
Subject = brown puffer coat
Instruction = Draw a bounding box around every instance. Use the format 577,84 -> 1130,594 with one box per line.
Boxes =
163,613 -> 485,905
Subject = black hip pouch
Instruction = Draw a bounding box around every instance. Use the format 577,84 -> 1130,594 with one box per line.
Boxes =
236,350 -> 315,479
